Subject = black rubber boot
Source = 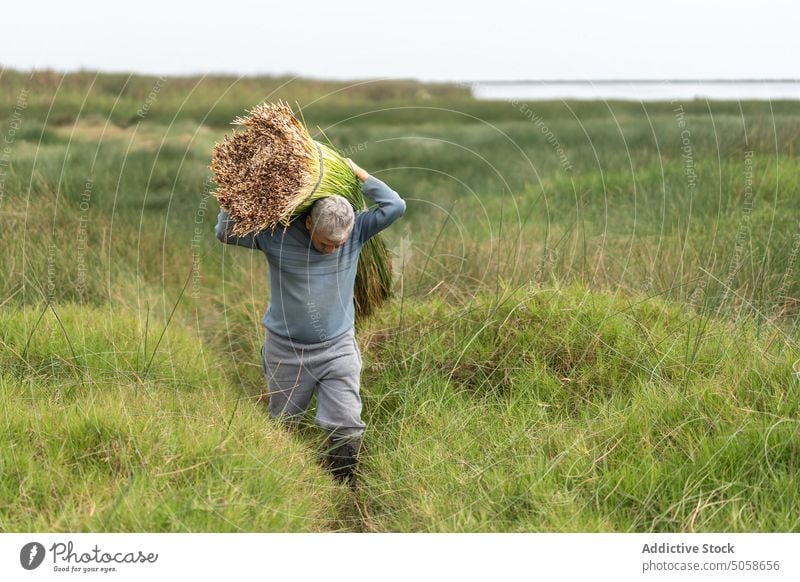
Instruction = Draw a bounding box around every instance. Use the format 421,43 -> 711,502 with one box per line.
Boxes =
324,436 -> 361,488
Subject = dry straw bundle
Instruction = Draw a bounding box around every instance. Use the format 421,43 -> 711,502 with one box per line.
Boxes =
210,100 -> 392,318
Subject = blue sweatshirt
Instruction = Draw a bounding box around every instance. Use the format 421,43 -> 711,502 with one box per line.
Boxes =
215,175 -> 406,343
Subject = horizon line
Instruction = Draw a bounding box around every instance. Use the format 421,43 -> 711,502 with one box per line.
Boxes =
0,63 -> 800,86
1,65 -> 798,86
463,78 -> 800,85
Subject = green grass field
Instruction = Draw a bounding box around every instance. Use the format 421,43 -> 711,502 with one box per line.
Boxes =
1,70 -> 798,532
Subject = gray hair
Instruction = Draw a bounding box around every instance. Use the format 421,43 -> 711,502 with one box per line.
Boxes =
309,195 -> 354,241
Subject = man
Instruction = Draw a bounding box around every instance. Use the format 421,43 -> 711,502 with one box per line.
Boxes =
214,159 -> 406,487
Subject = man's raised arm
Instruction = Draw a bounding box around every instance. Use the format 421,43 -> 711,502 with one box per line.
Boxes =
214,209 -> 261,249
349,160 -> 406,244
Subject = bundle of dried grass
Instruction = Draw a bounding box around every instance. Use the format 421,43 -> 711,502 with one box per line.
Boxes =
210,100 -> 393,318
211,101 -> 320,236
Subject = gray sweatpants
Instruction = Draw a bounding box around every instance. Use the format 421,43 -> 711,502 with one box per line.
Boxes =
261,326 -> 365,441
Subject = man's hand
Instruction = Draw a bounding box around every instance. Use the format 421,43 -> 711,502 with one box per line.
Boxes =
346,158 -> 370,182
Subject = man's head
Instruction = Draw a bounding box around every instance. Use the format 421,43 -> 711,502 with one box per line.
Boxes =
305,195 -> 354,254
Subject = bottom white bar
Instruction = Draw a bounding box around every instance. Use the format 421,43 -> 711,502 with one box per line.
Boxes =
1,533 -> 798,582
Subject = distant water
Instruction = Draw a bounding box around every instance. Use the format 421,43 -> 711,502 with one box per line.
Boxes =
470,81 -> 800,101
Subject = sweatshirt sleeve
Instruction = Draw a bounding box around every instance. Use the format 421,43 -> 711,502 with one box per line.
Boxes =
214,209 -> 262,250
355,175 -> 406,244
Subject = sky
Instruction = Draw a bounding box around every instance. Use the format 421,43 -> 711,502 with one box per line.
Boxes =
2,0 -> 797,81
